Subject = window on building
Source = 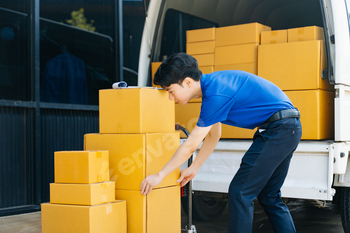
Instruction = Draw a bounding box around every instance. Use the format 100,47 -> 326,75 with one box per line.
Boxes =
40,0 -> 116,105
0,2 -> 29,101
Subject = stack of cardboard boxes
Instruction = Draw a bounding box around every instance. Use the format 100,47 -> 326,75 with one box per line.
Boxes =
176,23 -> 271,139
258,26 -> 334,139
41,150 -> 127,233
150,24 -> 334,140
85,88 -> 181,233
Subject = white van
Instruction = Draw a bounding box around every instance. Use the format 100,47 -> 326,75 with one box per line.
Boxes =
137,0 -> 350,232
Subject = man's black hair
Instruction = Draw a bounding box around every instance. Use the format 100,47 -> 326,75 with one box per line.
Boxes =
153,52 -> 202,88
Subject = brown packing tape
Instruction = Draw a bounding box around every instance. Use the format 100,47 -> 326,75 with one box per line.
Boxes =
101,183 -> 107,189
298,28 -> 305,35
97,174 -> 103,182
271,31 -> 278,36
271,40 -> 277,44
96,151 -> 102,158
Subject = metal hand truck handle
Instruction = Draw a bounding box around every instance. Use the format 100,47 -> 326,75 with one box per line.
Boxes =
175,124 -> 197,233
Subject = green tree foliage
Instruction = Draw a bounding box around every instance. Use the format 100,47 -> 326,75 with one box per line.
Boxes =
66,8 -> 96,32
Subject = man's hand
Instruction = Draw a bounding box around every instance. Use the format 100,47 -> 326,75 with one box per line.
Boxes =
177,166 -> 198,187
140,173 -> 163,195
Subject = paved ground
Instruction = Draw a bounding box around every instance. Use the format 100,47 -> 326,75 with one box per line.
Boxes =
0,199 -> 344,233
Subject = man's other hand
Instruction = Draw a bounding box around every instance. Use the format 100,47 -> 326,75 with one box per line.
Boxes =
177,166 -> 197,187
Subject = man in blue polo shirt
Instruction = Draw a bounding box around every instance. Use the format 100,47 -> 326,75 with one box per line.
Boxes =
140,53 -> 301,233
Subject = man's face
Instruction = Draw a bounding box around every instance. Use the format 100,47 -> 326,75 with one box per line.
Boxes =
164,81 -> 191,105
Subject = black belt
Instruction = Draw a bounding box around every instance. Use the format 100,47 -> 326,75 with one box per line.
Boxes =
264,109 -> 300,124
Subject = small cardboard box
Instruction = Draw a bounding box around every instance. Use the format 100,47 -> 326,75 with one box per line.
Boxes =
261,30 -> 287,45
216,22 -> 271,47
186,27 -> 215,43
258,40 -> 332,91
285,90 -> 334,140
175,103 -> 255,139
187,41 -> 215,55
54,151 -> 109,184
215,43 -> 258,66
192,53 -> 215,66
84,132 -> 180,190
199,66 -> 214,74
288,26 -> 324,42
41,201 -> 126,233
151,62 -> 162,88
115,186 -> 181,233
214,63 -> 256,74
99,88 -> 175,134
50,181 -> 115,206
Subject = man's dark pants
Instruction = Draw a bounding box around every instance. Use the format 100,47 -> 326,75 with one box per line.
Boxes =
228,117 -> 302,233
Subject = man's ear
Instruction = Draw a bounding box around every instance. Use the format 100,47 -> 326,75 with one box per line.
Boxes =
183,77 -> 193,87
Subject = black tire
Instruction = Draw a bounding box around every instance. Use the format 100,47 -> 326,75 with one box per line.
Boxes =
340,188 -> 350,233
181,194 -> 227,222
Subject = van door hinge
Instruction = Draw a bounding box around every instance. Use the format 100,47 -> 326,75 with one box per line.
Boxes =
330,35 -> 335,44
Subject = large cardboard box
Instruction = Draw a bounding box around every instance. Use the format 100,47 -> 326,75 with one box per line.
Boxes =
214,63 -> 256,74
288,26 -> 324,42
285,90 -> 334,140
261,30 -> 287,45
151,62 -> 162,88
115,186 -> 181,233
50,181 -> 115,206
199,66 -> 214,74
41,201 -> 126,233
192,53 -> 215,66
215,22 -> 271,47
175,103 -> 255,139
99,88 -> 175,134
84,132 -> 180,190
215,43 -> 258,66
187,41 -> 215,55
54,151 -> 109,184
258,40 -> 332,91
186,27 -> 215,43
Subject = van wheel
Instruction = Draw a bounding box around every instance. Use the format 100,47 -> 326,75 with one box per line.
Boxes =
181,194 -> 227,222
340,188 -> 350,233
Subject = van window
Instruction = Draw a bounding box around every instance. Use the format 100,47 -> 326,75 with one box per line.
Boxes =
160,9 -> 217,60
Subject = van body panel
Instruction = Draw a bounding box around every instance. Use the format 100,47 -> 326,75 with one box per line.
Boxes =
139,0 -> 350,201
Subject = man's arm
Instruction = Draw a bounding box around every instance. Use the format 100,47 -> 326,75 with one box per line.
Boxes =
140,124 -> 213,195
177,122 -> 221,187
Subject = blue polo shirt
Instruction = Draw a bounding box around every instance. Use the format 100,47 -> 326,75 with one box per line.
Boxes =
197,70 -> 294,129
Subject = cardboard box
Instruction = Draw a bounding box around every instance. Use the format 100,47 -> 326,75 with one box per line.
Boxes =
215,43 -> 258,66
285,90 -> 334,140
50,181 -> 115,206
186,27 -> 215,43
214,63 -> 256,74
115,186 -> 181,233
288,26 -> 324,42
175,103 -> 255,139
41,201 -> 126,233
54,151 -> 109,184
199,66 -> 214,74
99,88 -> 175,134
84,132 -> 180,190
192,53 -> 215,66
151,62 -> 162,88
261,30 -> 287,44
258,40 -> 332,91
187,41 -> 215,55
216,22 -> 271,47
